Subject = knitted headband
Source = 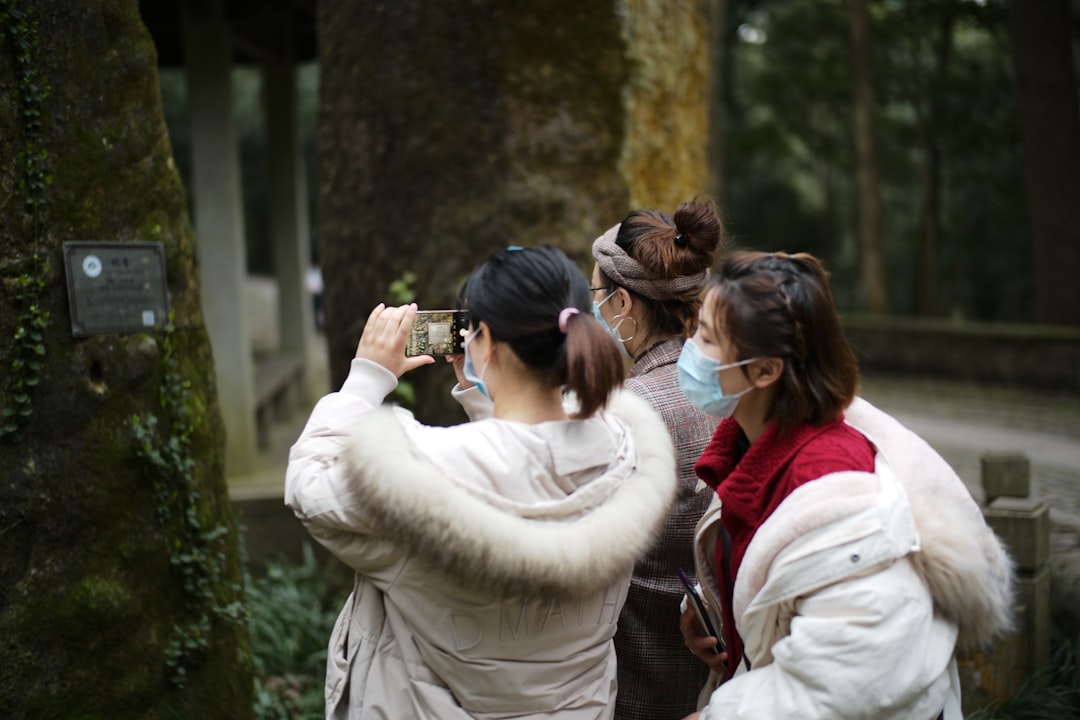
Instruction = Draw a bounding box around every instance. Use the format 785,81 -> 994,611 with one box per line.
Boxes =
591,223 -> 708,301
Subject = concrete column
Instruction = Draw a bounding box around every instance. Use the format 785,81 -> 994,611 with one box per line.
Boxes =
182,0 -> 257,475
264,14 -> 319,401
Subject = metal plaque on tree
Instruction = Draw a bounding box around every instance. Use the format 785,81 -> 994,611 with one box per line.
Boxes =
63,242 -> 171,337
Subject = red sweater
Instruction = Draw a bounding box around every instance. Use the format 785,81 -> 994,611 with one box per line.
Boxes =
694,416 -> 876,678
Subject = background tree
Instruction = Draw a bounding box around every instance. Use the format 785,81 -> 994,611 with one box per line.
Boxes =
850,0 -> 889,313
0,1 -> 252,716
1007,0 -> 1080,327
316,0 -> 713,419
719,0 -> 1033,321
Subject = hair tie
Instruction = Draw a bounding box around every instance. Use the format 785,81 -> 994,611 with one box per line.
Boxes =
674,232 -> 687,247
557,307 -> 580,334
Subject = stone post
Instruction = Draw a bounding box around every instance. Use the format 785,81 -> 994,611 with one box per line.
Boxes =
981,453 -> 1051,690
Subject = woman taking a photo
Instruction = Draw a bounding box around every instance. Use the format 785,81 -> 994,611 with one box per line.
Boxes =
590,199 -> 724,720
286,246 -> 677,719
678,251 -> 1014,719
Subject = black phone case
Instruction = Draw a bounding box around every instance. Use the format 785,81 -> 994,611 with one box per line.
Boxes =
678,568 -> 723,649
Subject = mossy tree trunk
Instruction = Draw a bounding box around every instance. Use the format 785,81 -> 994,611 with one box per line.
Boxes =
0,1 -> 252,717
316,0 -> 711,422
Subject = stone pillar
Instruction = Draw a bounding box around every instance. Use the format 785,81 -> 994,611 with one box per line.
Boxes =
182,0 -> 256,475
981,454 -> 1051,690
264,11 -> 319,402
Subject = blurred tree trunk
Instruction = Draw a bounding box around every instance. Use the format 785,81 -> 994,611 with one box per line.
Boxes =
908,3 -> 954,317
707,0 -> 727,202
850,0 -> 889,313
1008,0 -> 1080,326
317,0 -> 712,422
0,1 -> 252,716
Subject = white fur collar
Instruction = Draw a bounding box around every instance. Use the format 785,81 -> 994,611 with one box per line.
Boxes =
342,389 -> 677,599
845,397 -> 1016,650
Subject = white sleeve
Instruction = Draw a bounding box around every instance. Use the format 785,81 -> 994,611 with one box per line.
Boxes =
451,382 -> 493,420
283,358 -> 397,534
700,559 -> 955,720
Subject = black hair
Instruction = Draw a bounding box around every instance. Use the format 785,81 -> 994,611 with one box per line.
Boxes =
461,246 -> 624,417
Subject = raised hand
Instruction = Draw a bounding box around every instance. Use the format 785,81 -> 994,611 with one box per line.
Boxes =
355,303 -> 436,378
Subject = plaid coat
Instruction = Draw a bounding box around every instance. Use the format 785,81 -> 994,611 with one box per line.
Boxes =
614,338 -> 719,720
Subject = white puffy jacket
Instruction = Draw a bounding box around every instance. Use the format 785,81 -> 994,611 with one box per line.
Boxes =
285,359 -> 677,720
693,397 -> 1015,720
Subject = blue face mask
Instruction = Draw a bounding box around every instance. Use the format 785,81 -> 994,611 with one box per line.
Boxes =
676,338 -> 758,418
462,329 -> 490,398
592,291 -> 632,360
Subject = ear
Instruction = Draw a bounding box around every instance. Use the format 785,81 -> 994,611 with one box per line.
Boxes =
751,357 -> 784,389
476,321 -> 495,360
614,286 -> 634,315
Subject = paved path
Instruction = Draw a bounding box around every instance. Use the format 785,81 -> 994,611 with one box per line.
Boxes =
859,372 -> 1080,545
231,365 -> 1080,546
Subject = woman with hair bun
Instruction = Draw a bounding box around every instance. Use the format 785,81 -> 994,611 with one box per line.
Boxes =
590,199 -> 725,720
286,245 -> 678,719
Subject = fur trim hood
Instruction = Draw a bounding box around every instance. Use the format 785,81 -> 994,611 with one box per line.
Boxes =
845,397 -> 1016,651
341,389 -> 677,600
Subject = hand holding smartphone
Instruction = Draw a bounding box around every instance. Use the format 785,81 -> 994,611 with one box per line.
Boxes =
678,568 -> 723,653
405,310 -> 470,356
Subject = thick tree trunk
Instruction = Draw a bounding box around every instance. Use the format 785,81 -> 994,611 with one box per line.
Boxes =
0,2 -> 252,716
850,0 -> 889,313
317,0 -> 711,420
1008,0 -> 1080,326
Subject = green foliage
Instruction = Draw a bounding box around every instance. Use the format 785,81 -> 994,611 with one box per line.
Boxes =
132,319 -> 245,688
388,270 -> 418,305
0,257 -> 49,441
723,0 -> 1028,319
966,627 -> 1079,720
0,0 -> 52,442
388,271 -> 418,407
0,0 -> 53,224
247,545 -> 338,720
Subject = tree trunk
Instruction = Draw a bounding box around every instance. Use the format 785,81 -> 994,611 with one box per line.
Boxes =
317,0 -> 712,420
1008,0 -> 1080,326
909,5 -> 953,317
850,0 -> 889,313
0,2 -> 252,716
707,0 -> 727,202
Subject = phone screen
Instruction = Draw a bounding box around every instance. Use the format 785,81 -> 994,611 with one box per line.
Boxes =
678,568 -> 723,651
406,310 -> 469,356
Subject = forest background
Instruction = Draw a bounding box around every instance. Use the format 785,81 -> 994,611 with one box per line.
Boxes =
2,0 -> 1079,717
160,0 -> 1077,329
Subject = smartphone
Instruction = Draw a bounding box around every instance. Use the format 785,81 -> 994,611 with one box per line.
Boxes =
678,568 -> 723,652
406,310 -> 470,356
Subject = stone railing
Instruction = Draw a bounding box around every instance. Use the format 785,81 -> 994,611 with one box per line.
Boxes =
842,315 -> 1080,394
958,453 -> 1054,714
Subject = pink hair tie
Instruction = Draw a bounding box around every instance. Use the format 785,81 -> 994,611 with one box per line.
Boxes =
558,307 -> 580,334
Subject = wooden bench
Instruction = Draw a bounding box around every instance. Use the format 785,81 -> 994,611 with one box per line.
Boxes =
254,354 -> 305,449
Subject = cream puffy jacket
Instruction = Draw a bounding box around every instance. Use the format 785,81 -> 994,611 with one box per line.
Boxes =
285,359 -> 676,720
693,397 -> 1015,720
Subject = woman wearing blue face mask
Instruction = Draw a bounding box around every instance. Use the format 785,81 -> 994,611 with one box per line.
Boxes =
589,199 -> 724,720
286,245 -> 679,720
677,251 -> 1015,720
